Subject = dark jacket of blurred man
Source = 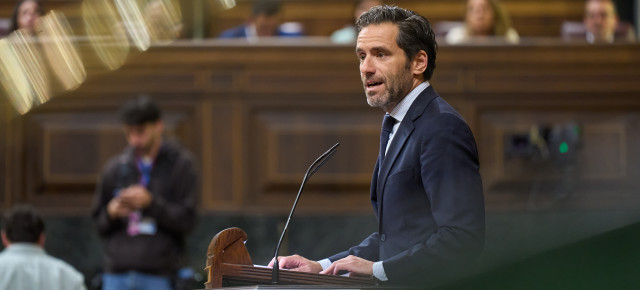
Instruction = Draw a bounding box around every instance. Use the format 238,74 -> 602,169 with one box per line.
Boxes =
0,205 -> 86,290
270,5 -> 485,288
92,96 -> 198,290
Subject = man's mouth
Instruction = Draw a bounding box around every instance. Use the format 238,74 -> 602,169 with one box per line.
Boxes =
366,81 -> 383,88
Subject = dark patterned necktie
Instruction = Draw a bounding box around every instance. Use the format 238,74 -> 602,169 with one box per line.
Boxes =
379,114 -> 396,165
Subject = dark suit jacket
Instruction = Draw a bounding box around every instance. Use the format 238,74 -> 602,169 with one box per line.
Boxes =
327,86 -> 485,285
219,25 -> 249,38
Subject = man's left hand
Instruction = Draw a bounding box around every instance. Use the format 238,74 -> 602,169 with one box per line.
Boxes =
119,185 -> 153,209
319,255 -> 373,277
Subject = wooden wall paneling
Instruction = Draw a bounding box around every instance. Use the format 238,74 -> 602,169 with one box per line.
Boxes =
206,70 -> 239,94
241,68 -> 361,95
470,67 -> 640,94
3,40 -> 640,213
430,68 -> 467,95
159,96 -> 203,157
6,110 -> 24,207
80,69 -> 200,94
244,97 -> 379,213
24,111 -> 124,210
437,44 -> 640,66
479,107 -> 640,211
200,99 -> 237,210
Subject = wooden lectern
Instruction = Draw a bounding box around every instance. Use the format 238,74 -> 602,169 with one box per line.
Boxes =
204,227 -> 377,288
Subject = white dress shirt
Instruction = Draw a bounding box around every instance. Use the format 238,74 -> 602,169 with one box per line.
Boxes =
0,243 -> 86,290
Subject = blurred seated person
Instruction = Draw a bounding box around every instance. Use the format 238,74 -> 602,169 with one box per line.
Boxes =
9,0 -> 43,35
331,0 -> 382,43
445,0 -> 519,44
219,0 -> 303,39
583,0 -> 635,43
0,204 -> 85,290
143,0 -> 184,43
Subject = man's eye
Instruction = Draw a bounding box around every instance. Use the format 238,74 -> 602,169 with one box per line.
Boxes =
377,52 -> 385,57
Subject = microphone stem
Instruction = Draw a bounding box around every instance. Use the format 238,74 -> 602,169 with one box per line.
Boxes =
270,143 -> 339,284
272,258 -> 280,284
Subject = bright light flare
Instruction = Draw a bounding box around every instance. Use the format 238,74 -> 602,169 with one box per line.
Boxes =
1,0 -> 184,115
37,10 -> 86,91
144,0 -> 183,45
219,0 -> 237,10
7,30 -> 50,106
0,38 -> 34,115
82,0 -> 130,70
115,0 -> 151,51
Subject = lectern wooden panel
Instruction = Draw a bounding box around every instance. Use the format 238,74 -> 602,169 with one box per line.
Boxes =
204,228 -> 377,288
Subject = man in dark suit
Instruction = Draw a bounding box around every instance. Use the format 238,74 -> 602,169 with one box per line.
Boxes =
270,5 -> 485,286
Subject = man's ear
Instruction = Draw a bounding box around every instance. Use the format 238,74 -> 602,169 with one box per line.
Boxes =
1,231 -> 10,247
412,50 -> 428,76
155,120 -> 165,135
38,233 -> 46,247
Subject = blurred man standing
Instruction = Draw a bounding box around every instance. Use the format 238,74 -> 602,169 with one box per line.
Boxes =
92,96 -> 198,290
0,205 -> 86,290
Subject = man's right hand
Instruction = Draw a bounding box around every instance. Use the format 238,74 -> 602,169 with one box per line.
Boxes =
107,197 -> 133,219
268,254 -> 323,273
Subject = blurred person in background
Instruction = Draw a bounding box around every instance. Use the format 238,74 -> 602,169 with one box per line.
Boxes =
219,0 -> 303,39
583,0 -> 635,43
0,205 -> 86,290
9,0 -> 43,34
143,0 -> 184,42
92,96 -> 198,290
445,0 -> 519,44
331,0 -> 382,44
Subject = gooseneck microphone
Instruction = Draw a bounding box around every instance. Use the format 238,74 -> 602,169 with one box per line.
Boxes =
271,142 -> 340,284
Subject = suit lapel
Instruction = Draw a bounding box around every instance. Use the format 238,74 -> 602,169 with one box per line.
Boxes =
375,86 -> 439,225
370,158 -> 380,216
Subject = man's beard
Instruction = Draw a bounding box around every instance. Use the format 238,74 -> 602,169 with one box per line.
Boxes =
365,63 -> 413,110
133,138 -> 156,157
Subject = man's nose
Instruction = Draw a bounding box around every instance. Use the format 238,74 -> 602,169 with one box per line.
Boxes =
360,56 -> 375,75
129,135 -> 142,146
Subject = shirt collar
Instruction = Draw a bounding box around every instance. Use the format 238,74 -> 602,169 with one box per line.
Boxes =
389,81 -> 430,122
5,243 -> 45,254
245,24 -> 258,41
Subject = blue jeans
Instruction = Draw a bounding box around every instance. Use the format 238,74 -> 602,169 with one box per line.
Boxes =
103,271 -> 173,290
